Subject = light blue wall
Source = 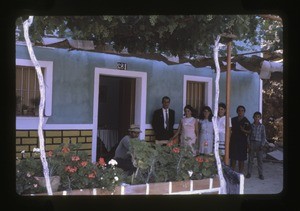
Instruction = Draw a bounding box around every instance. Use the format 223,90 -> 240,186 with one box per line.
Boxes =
16,44 -> 260,125
147,63 -> 216,122
217,71 -> 261,122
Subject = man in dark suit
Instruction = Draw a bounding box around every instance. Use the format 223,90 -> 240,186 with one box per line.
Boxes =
152,96 -> 175,143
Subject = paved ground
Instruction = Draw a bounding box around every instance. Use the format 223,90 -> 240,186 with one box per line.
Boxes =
243,158 -> 283,194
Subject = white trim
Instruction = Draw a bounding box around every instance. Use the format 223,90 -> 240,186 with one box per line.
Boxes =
92,68 -> 147,162
16,59 -> 53,130
169,181 -> 172,194
146,183 -> 149,195
183,75 -> 213,109
121,185 -> 125,195
168,188 -> 220,195
259,79 -> 263,115
16,117 -> 49,130
209,178 -> 213,189
239,174 -> 244,194
144,124 -> 152,129
16,122 -> 93,130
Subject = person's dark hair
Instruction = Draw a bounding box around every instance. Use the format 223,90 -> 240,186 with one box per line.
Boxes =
184,105 -> 196,117
162,96 -> 170,103
253,111 -> 262,118
199,106 -> 213,121
236,105 -> 246,113
218,102 -> 226,115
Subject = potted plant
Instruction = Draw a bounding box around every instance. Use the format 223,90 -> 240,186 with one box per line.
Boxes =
30,97 -> 40,116
16,150 -> 44,195
16,95 -> 22,115
21,104 -> 29,115
16,146 -> 66,195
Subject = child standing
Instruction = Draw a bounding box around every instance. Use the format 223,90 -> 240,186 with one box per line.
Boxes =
245,111 -> 267,180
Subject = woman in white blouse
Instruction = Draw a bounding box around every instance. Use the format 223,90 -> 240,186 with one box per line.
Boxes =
217,102 -> 231,158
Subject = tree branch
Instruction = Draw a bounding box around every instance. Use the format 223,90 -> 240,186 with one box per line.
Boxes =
260,15 -> 282,22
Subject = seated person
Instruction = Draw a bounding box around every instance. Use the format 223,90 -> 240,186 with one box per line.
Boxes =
114,124 -> 141,176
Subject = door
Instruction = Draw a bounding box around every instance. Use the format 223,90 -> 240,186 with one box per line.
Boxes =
118,78 -> 136,140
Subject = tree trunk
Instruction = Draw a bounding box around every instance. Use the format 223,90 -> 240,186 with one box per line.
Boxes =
212,35 -> 227,194
23,16 -> 53,195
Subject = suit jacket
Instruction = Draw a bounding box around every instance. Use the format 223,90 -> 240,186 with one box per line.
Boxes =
152,108 -> 175,140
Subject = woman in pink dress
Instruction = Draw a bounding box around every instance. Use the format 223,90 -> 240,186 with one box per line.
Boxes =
171,105 -> 199,156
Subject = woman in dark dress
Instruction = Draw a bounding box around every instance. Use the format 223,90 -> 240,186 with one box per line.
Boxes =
229,105 -> 251,174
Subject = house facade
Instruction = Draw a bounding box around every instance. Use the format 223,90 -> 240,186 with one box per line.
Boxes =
16,43 -> 262,162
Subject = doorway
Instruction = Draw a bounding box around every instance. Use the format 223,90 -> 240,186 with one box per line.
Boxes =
96,75 -> 136,162
92,68 -> 147,162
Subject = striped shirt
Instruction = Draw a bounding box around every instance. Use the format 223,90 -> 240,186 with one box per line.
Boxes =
249,123 -> 266,145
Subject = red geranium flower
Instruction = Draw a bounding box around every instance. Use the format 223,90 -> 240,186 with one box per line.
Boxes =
80,161 -> 88,167
195,156 -> 204,163
98,157 -> 106,166
71,155 -> 80,161
88,172 -> 96,179
65,165 -> 78,173
47,150 -> 53,157
172,147 -> 180,153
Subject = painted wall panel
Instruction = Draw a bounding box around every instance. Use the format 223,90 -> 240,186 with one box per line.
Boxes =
16,44 -> 260,126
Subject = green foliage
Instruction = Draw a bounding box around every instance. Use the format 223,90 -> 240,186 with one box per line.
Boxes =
47,143 -> 125,192
258,17 -> 283,51
16,143 -> 125,195
15,15 -> 280,58
16,155 -> 44,195
129,139 -> 217,185
262,79 -> 283,140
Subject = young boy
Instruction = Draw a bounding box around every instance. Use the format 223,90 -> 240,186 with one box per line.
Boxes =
245,111 -> 267,180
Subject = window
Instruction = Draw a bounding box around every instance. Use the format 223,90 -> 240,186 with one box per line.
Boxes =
16,66 -> 44,116
183,75 -> 212,117
186,81 -> 205,117
16,58 -> 53,129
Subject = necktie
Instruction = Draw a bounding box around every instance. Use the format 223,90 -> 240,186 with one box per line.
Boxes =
165,109 -> 169,130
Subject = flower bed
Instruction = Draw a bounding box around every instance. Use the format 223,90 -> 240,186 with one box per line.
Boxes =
16,143 -> 124,195
17,140 -> 220,195
129,139 -> 218,185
